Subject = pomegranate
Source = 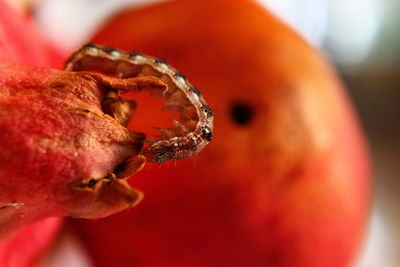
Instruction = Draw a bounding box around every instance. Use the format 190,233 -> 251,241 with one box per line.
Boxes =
71,0 -> 371,266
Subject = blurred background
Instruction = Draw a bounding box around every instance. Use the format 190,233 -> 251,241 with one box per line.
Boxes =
8,0 -> 399,266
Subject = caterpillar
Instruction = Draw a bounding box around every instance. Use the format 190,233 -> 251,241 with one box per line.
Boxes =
65,44 -> 213,163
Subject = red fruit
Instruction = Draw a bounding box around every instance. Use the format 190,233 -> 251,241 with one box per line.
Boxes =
71,0 -> 370,266
0,1 -> 65,266
0,62 -> 173,240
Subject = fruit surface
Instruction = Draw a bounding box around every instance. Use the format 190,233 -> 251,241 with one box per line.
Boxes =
0,60 -> 156,265
0,1 -> 64,265
71,0 -> 371,266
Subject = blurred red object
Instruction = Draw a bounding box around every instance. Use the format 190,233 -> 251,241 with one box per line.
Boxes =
0,0 -> 62,68
0,0 -> 64,266
70,0 -> 371,266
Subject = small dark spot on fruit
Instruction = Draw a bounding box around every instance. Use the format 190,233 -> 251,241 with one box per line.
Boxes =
230,102 -> 254,126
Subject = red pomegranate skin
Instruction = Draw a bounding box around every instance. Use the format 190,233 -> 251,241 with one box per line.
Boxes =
0,62 -> 165,241
0,1 -> 65,266
70,0 -> 371,266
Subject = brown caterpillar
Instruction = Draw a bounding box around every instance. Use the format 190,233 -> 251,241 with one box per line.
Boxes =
65,44 -> 213,163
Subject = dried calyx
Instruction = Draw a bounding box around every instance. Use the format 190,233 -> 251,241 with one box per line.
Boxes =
71,71 -> 167,187
0,63 -> 166,238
